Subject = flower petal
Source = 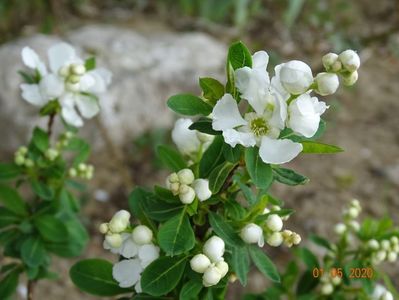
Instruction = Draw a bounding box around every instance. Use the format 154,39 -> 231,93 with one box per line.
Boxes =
252,51 -> 269,70
112,259 -> 143,288
20,84 -> 47,106
75,95 -> 100,119
269,92 -> 287,130
60,94 -> 84,127
120,236 -> 139,258
212,94 -> 246,131
270,64 -> 289,101
21,47 -> 47,75
39,74 -> 64,100
82,68 -> 112,94
138,244 -> 160,268
48,43 -> 77,73
259,137 -> 302,164
171,118 -> 201,155
223,128 -> 256,148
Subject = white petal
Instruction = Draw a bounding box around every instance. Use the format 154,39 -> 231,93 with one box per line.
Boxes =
21,47 -> 47,75
134,279 -> 142,293
60,95 -> 83,127
138,244 -> 160,268
39,74 -> 64,100
75,95 -> 100,119
48,43 -> 77,73
86,68 -> 112,94
259,137 -> 302,164
112,259 -> 143,288
192,179 -> 212,201
252,51 -> 269,70
171,118 -> 201,155
223,128 -> 256,148
270,64 -> 290,101
120,237 -> 139,258
20,84 -> 47,106
269,92 -> 287,130
212,94 -> 246,131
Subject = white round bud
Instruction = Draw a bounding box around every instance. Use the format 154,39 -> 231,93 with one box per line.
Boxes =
202,266 -> 222,287
390,236 -> 399,245
59,66 -> 70,77
203,236 -> 225,262
342,71 -> 358,86
321,283 -> 334,295
190,254 -> 211,273
381,240 -> 391,251
192,179 -> 212,202
66,82 -> 81,92
169,182 -> 180,195
132,225 -> 153,245
267,232 -> 283,247
178,185 -> 196,204
279,60 -> 313,95
215,260 -> 229,277
375,250 -> 387,262
109,210 -> 130,233
15,155 -> 25,165
347,207 -> 360,218
315,72 -> 339,96
387,251 -> 397,262
263,208 -> 270,215
196,132 -> 214,143
105,233 -> 122,248
367,239 -> 380,250
24,159 -> 34,168
177,169 -> 195,185
72,63 -> 86,75
292,233 -> 302,245
339,50 -> 360,72
167,172 -> 179,183
348,221 -> 360,232
99,223 -> 109,234
68,168 -> 77,177
240,223 -> 264,246
266,214 -> 283,232
331,276 -> 341,286
382,291 -> 394,300
69,74 -> 81,84
78,163 -> 87,171
19,146 -> 28,154
322,53 -> 338,70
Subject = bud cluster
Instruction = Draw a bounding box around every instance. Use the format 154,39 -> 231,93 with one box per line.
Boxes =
59,63 -> 87,93
369,236 -> 399,265
372,284 -> 394,300
322,50 -> 360,87
44,148 -> 59,161
334,199 -> 361,235
68,163 -> 94,180
165,169 -> 211,204
319,273 -> 341,295
14,146 -> 34,168
55,131 -> 74,150
190,236 -> 229,287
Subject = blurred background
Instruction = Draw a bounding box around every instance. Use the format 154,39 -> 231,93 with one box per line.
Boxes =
0,0 -> 398,299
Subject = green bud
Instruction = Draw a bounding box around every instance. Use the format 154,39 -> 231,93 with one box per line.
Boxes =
15,155 -> 25,166
24,159 -> 34,168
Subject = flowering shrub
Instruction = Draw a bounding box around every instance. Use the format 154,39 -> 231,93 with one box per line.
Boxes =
69,41 -> 365,299
0,43 -> 111,299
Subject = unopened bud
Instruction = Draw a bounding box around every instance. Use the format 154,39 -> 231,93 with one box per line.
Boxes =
190,254 -> 211,273
334,223 -> 347,235
105,233 -> 122,248
321,283 -> 334,295
315,72 -> 339,96
192,179 -> 212,202
267,232 -> 283,247
322,53 -> 338,70
381,240 -> 391,251
179,185 -> 195,204
99,223 -> 109,234
15,155 -> 25,165
341,71 -> 358,86
266,214 -> 283,232
387,251 -> 397,262
71,63 -> 86,75
177,169 -> 195,185
24,159 -> 34,168
203,266 -> 222,287
215,260 -> 229,277
132,225 -> 153,245
203,236 -> 225,263
339,50 -> 360,72
109,210 -> 130,233
367,239 -> 379,250
240,223 -> 264,246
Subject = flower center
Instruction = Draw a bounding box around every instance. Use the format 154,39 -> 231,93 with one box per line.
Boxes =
250,117 -> 269,137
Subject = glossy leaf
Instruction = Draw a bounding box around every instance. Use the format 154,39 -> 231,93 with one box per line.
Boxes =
167,94 -> 213,116
200,136 -> 225,178
245,147 -> 273,189
227,41 -> 252,70
249,246 -> 280,283
231,246 -> 250,285
301,141 -> 343,154
189,117 -> 221,135
199,77 -> 224,104
208,162 -> 236,194
208,212 -> 244,247
21,237 -> 46,268
273,168 -> 309,186
34,215 -> 69,242
157,145 -> 187,172
0,184 -> 28,216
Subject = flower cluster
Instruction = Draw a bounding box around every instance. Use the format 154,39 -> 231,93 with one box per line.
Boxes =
14,146 -> 34,167
165,168 -> 212,203
190,236 -> 229,287
368,236 -> 399,265
20,43 -> 111,127
211,49 -> 359,164
100,210 -> 159,292
320,273 -> 342,296
68,163 -> 94,180
334,199 -> 362,235
372,284 -> 394,300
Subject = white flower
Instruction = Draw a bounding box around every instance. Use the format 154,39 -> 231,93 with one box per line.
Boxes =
179,184 -> 196,204
339,50 -> 360,72
112,259 -> 143,288
203,266 -> 223,287
320,283 -> 334,295
177,169 -> 195,185
104,233 -> 123,249
172,118 -> 201,155
240,223 -> 264,247
203,236 -> 225,263
132,225 -> 153,245
267,232 -> 283,247
215,261 -> 229,277
22,46 -> 47,76
315,73 -> 339,96
109,210 -> 130,233
287,93 -> 328,138
266,214 -> 283,232
190,254 -> 211,273
138,244 -> 160,268
334,223 -> 347,235
103,233 -> 138,258
279,60 -> 313,95
192,179 -> 212,201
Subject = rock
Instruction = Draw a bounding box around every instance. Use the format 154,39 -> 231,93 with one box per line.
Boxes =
0,24 -> 226,154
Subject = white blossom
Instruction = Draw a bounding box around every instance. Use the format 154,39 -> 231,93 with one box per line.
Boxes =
138,244 -> 160,268
203,236 -> 225,263
240,223 -> 264,247
192,179 -> 212,201
112,259 -> 143,288
190,254 -> 211,273
172,118 -> 201,155
279,60 -> 313,95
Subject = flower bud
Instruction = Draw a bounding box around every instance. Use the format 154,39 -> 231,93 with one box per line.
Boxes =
292,233 -> 301,245
322,53 -> 338,70
192,179 -> 212,202
387,251 -> 397,262
266,214 -> 283,232
267,232 -> 283,247
78,163 -> 87,172
69,168 -> 77,177
334,223 -> 346,235
105,233 -> 122,248
240,223 -> 264,246
167,172 -> 179,184
190,254 -> 211,273
71,63 -> 86,75
24,159 -> 34,168
279,60 -> 313,95
19,146 -> 28,155
203,266 -> 222,287
375,250 -> 387,262
132,225 -> 153,245
381,240 -> 391,251
196,132 -> 214,143
348,220 -> 360,232
69,74 -> 81,84
177,169 -> 195,185
263,208 -> 270,215
339,50 -> 360,72
15,155 -> 25,165
178,185 -> 196,204
99,223 -> 109,234
382,292 -> 394,300
203,236 -> 225,262
390,236 -> 398,245
59,66 -> 70,77
342,71 -> 358,86
215,260 -> 229,277
66,82 -> 80,92
331,276 -> 341,286
346,207 -> 360,218
315,72 -> 339,96
367,239 -> 379,250
321,283 -> 334,295
109,210 -> 130,233
331,60 -> 342,72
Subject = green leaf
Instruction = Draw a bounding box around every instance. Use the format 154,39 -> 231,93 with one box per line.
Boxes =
249,246 -> 280,283
32,127 -> 49,152
18,70 -> 36,83
180,279 -> 203,300
273,168 -> 309,186
200,136 -> 225,178
157,210 -> 195,256
167,94 -> 213,116
84,57 -> 96,71
189,117 -> 221,135
231,246 -> 250,285
236,180 -> 256,206
0,184 -> 28,216
70,259 -> 129,296
0,208 -> 21,228
227,41 -> 252,70
309,234 -> 332,250
144,194 -> 185,222
0,163 -> 21,180
34,215 -> 69,242
208,212 -> 244,247
141,256 -> 187,297
245,147 -> 273,189
0,268 -> 20,299
296,270 -> 318,295
39,99 -> 61,116
128,188 -> 157,232
301,141 -> 343,154
31,180 -> 54,200
156,145 -> 187,172
297,248 -> 319,269
21,237 -> 47,268
199,77 -> 224,104
154,186 -> 180,203
223,144 -> 242,163
208,162 -> 236,194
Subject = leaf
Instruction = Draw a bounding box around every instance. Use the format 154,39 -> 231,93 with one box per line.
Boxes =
144,195 -> 185,222
167,94 -> 213,116
0,207 -> 21,228
18,70 -> 36,83
199,77 -> 224,104
301,141 -> 343,154
245,147 -> 273,189
128,188 -> 157,231
223,144 -> 242,163
84,57 -> 96,71
273,168 -> 309,186
309,234 -> 332,250
249,246 -> 280,283
208,212 -> 244,247
227,41 -> 252,70
34,215 -> 69,242
208,162 -> 237,194
231,246 -> 250,285
70,259 -> 128,296
0,268 -> 20,299
0,184 -> 28,216
32,127 -> 49,152
236,181 -> 256,206
297,248 -> 319,269
199,136 -> 225,178
189,117 -> 221,135
31,180 -> 54,200
0,163 -> 21,180
154,186 -> 180,204
157,211 -> 195,256
141,256 -> 187,297
21,237 -> 47,268
156,145 -> 187,172
179,280 -> 203,300
296,270 -> 318,295
39,99 -> 61,116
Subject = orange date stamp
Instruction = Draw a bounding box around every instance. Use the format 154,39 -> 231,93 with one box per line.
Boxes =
312,267 -> 374,279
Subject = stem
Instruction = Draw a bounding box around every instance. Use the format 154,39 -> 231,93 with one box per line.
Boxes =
47,113 -> 55,138
27,280 -> 35,300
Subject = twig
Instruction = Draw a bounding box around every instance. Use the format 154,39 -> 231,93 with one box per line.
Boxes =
27,280 -> 34,300
47,113 -> 55,138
